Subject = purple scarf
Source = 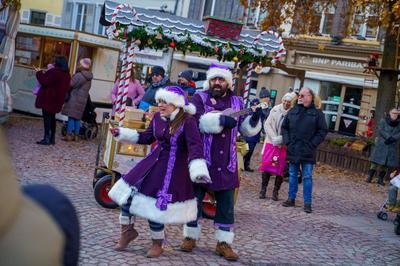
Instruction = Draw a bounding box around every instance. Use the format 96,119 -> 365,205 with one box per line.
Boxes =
155,124 -> 184,211
198,92 -> 240,173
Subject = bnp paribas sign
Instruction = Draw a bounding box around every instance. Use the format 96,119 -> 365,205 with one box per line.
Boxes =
296,54 -> 366,72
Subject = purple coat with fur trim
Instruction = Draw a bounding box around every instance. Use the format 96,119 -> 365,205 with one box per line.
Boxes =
191,90 -> 261,191
123,112 -> 203,202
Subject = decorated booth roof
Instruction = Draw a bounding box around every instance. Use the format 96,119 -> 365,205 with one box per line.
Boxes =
102,1 -> 285,65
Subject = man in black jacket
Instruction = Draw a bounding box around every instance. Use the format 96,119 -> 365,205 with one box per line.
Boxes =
281,88 -> 327,213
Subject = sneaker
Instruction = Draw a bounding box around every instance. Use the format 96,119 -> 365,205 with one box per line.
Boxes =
282,199 -> 295,207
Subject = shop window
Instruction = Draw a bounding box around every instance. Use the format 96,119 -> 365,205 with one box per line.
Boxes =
42,39 -> 71,68
365,16 -> 378,38
75,4 -> 87,31
30,11 -> 46,26
321,13 -> 334,35
15,34 -> 42,67
320,81 -> 341,131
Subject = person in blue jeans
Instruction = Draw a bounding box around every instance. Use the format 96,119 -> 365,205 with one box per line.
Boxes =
281,88 -> 327,213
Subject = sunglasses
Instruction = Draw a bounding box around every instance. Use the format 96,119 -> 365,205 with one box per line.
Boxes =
299,94 -> 311,98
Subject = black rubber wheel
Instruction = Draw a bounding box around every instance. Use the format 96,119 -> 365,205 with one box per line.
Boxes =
94,175 -> 118,209
92,169 -> 108,188
84,125 -> 98,140
377,211 -> 387,220
381,212 -> 388,221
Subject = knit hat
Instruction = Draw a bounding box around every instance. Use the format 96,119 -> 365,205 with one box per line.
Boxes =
282,92 -> 296,101
151,66 -> 165,77
178,70 -> 193,81
155,86 -> 196,115
259,87 -> 270,98
79,58 -> 91,70
203,63 -> 233,90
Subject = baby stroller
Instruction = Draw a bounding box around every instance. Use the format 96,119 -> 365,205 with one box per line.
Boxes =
61,96 -> 98,140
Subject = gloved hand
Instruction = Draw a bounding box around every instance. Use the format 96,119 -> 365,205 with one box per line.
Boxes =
385,136 -> 396,145
110,127 -> 120,137
219,115 -> 237,129
195,175 -> 212,184
251,107 -> 262,121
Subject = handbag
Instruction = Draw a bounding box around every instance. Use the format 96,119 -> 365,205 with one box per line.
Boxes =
259,143 -> 287,176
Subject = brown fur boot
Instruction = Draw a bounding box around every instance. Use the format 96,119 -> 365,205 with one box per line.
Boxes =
215,242 -> 239,261
62,134 -> 74,141
146,239 -> 164,258
180,237 -> 196,252
114,224 -> 138,251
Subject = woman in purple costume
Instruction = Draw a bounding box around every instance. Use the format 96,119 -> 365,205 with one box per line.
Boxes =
109,86 -> 211,258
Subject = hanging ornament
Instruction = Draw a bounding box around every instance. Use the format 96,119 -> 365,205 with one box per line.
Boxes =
134,39 -> 141,45
187,45 -> 191,50
156,32 -> 163,40
255,64 -> 263,74
214,45 -> 219,53
147,39 -> 153,45
169,40 -> 176,48
222,47 -> 228,55
233,56 -> 239,62
239,49 -> 244,55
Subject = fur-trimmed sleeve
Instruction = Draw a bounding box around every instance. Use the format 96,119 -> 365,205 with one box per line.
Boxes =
239,115 -> 262,137
114,128 -> 140,144
199,112 -> 224,134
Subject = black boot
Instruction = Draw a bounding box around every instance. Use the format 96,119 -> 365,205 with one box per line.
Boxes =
50,133 -> 55,145
282,198 -> 295,207
259,172 -> 270,199
366,169 -> 376,183
377,171 -> 386,186
36,135 -> 51,145
304,203 -> 312,213
272,176 -> 283,201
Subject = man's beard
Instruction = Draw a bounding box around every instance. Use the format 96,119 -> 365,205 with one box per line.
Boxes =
210,85 -> 227,98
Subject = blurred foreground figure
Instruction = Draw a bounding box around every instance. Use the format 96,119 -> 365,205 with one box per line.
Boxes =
0,130 -> 80,266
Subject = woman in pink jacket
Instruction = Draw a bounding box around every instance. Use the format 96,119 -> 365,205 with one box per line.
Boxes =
111,69 -> 144,113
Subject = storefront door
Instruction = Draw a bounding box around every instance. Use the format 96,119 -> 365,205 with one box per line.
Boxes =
338,87 -> 362,135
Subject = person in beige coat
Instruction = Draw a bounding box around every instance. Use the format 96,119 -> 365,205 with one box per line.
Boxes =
0,130 -> 79,265
259,92 -> 296,200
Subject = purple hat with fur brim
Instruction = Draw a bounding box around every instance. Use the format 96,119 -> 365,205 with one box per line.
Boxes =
155,86 -> 196,115
203,63 -> 233,91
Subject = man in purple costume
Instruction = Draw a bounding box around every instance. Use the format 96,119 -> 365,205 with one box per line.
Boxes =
108,86 -> 211,258
180,64 -> 262,261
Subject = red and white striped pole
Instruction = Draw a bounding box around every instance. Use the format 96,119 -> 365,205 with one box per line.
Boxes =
114,41 -> 128,114
243,63 -> 254,107
118,42 -> 136,126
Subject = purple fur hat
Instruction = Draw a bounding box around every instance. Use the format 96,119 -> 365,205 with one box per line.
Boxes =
155,86 -> 196,115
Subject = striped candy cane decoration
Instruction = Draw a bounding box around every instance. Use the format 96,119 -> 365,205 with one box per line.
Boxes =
114,41 -> 128,114
231,62 -> 239,91
243,63 -> 254,107
107,3 -> 138,40
118,42 -> 136,126
253,30 -> 286,64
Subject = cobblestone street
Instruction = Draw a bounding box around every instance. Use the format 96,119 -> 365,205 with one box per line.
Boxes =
4,114 -> 400,265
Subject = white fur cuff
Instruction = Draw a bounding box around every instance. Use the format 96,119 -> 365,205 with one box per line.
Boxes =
215,229 -> 234,244
199,112 -> 223,134
240,116 -> 262,137
108,179 -> 131,206
183,225 -> 201,240
189,159 -> 210,183
114,127 -> 139,144
272,135 -> 283,146
150,229 -> 165,240
119,214 -> 133,225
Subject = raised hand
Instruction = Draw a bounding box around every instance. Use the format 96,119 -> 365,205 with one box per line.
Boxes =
110,127 -> 120,137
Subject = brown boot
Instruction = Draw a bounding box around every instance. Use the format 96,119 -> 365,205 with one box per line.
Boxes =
74,134 -> 79,141
146,239 -> 164,258
180,237 -> 196,252
62,134 -> 74,141
114,224 -> 138,251
215,242 -> 239,261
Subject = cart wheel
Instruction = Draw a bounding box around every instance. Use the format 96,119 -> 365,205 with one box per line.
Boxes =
61,124 -> 67,136
93,169 -> 108,188
94,175 -> 118,209
377,211 -> 388,221
84,125 -> 98,140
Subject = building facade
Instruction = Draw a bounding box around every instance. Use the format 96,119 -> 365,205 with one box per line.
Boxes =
19,0 -> 63,27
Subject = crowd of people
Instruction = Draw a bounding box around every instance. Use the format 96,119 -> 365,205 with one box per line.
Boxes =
29,56 -> 400,262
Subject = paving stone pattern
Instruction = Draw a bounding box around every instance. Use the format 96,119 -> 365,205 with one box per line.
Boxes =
3,115 -> 400,265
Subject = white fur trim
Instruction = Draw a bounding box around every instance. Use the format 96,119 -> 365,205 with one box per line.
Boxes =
114,127 -> 139,144
204,67 -> 233,90
119,214 -> 133,225
108,179 -> 132,206
271,135 -> 283,146
188,158 -> 210,183
129,193 -> 197,224
199,112 -> 223,134
240,116 -> 262,137
150,229 -> 165,240
169,108 -> 180,121
183,225 -> 201,240
183,103 -> 196,115
155,88 -> 186,108
215,229 -> 234,244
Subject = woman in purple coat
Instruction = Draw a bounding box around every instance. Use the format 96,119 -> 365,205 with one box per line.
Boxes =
108,86 -> 211,258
